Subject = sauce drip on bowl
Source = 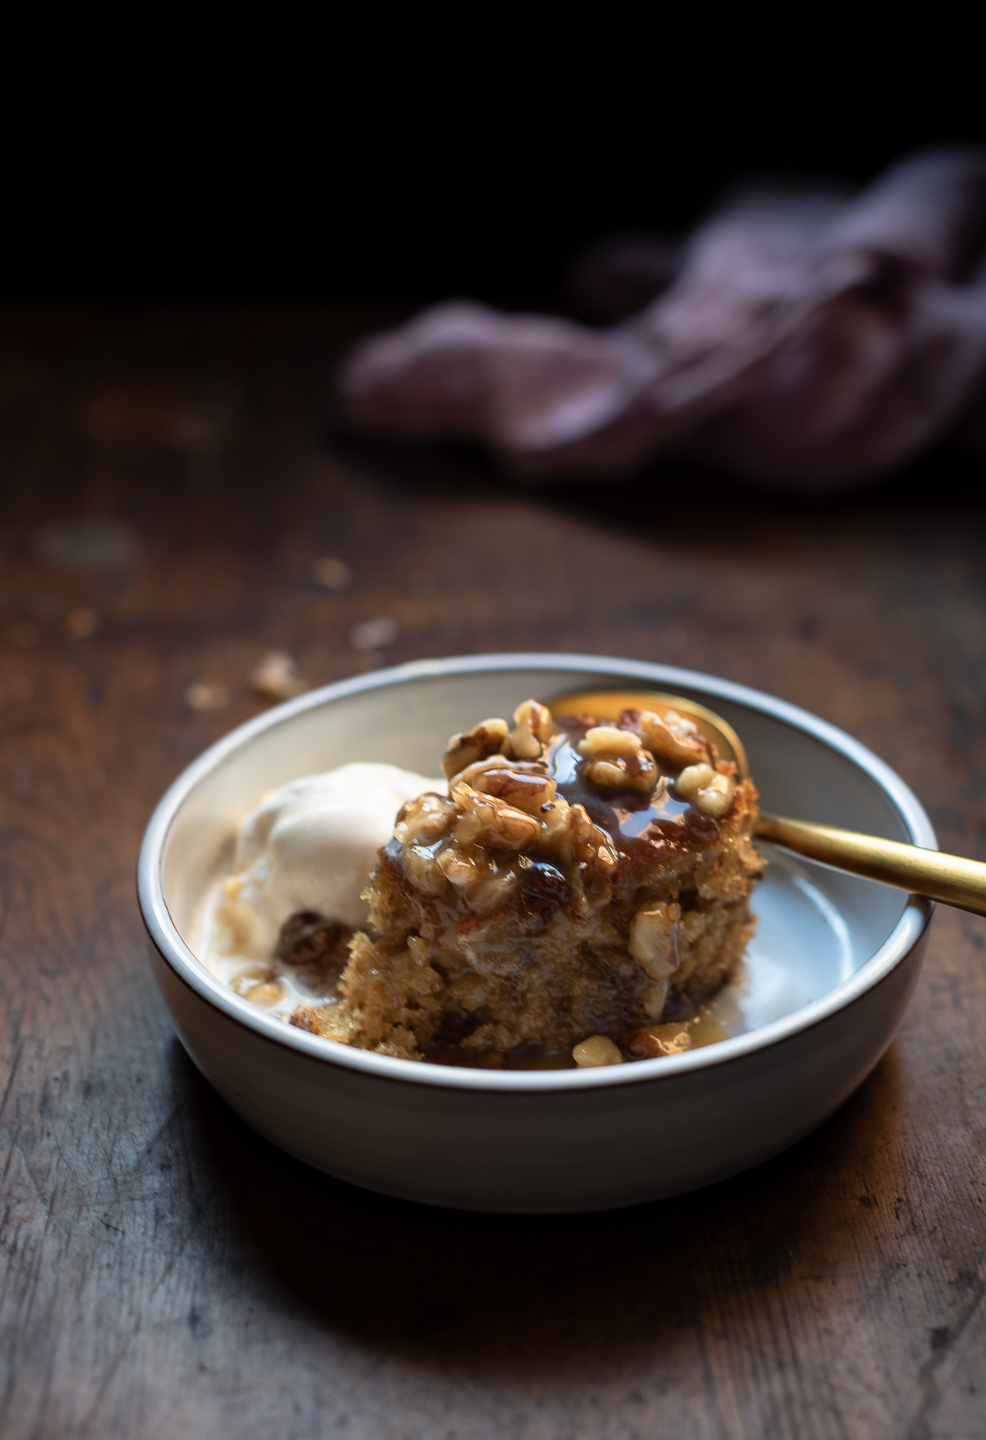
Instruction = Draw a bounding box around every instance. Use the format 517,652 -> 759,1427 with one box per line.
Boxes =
425,1007 -> 729,1069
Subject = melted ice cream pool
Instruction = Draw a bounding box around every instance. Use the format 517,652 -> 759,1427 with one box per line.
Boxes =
198,762 -> 443,1017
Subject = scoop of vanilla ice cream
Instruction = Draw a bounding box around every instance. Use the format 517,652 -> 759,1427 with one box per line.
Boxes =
219,762 -> 442,959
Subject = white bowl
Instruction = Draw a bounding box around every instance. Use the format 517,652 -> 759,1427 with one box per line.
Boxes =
138,653 -> 935,1213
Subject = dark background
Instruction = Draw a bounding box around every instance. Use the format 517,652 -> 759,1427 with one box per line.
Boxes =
5,20 -> 986,1438
2,16 -> 982,308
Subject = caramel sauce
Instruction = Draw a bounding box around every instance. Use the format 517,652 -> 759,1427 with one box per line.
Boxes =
425,1008 -> 730,1070
546,733 -> 718,864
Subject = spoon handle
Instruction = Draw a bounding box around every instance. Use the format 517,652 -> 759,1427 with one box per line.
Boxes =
755,813 -> 986,918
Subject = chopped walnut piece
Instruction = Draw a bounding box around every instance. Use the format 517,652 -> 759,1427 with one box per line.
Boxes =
641,979 -> 670,1018
562,802 -> 618,873
674,763 -> 734,816
674,762 -> 716,799
442,718 -> 510,779
469,763 -> 556,814
583,759 -> 631,789
628,902 -> 681,979
450,781 -> 541,850
579,725 -> 642,759
402,845 -> 447,895
185,680 -> 231,711
572,1035 -> 624,1067
637,709 -> 709,772
250,650 -> 305,702
394,792 -> 457,846
577,724 -> 658,795
694,772 -> 734,817
502,699 -> 557,760
539,794 -> 572,840
437,847 -> 481,889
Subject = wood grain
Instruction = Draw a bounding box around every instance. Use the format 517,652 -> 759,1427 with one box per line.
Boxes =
1,306 -> 985,1439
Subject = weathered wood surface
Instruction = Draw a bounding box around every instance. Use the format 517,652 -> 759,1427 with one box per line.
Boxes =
1,306 -> 985,1439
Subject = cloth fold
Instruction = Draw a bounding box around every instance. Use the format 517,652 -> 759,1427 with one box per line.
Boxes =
338,148 -> 986,490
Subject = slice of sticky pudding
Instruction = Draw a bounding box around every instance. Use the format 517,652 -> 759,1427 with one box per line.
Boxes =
295,700 -> 764,1065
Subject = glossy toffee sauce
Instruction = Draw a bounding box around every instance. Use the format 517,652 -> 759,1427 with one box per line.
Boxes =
546,728 -> 718,856
426,730 -> 727,1069
427,1011 -> 729,1069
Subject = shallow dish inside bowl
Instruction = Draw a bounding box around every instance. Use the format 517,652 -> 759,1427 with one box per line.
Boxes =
142,655 -> 933,1211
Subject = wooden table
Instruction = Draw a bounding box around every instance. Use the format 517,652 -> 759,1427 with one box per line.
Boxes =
2,306 -> 985,1439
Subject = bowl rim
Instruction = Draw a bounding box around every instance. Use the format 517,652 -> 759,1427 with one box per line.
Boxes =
137,651 -> 935,1094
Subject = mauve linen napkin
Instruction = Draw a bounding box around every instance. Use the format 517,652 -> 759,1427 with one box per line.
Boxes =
337,148 -> 986,490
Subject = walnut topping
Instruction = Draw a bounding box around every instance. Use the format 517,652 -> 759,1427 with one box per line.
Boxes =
442,701 -> 558,776
442,717 -> 510,779
674,762 -> 715,798
394,747 -> 617,920
694,772 -> 734,817
641,980 -> 670,1019
570,709 -> 710,794
636,709 -> 709,772
450,782 -> 541,850
577,724 -> 658,795
394,792 -> 457,846
539,794 -> 572,840
437,847 -> 481,889
674,762 -> 734,816
628,901 -> 681,979
401,844 -> 447,895
578,725 -> 642,759
502,699 -> 557,761
296,696 -> 762,1065
469,763 -> 556,813
572,1035 -> 624,1067
559,802 -> 618,878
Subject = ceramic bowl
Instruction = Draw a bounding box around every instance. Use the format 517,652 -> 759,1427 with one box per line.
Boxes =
137,653 -> 935,1213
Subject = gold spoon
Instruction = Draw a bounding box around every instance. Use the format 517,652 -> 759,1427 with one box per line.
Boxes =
548,688 -> 986,919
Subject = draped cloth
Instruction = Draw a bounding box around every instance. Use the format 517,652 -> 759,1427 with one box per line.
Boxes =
337,149 -> 986,490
